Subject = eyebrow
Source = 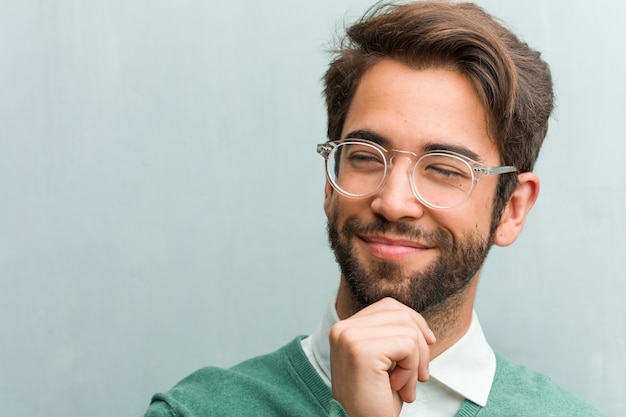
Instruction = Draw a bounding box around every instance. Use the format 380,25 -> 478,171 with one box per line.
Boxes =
422,143 -> 481,162
344,129 -> 482,162
344,129 -> 392,147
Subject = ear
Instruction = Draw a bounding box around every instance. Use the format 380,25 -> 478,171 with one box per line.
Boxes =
323,180 -> 333,217
493,172 -> 540,247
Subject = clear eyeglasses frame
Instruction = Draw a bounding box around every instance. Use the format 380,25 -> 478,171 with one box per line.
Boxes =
317,138 -> 519,210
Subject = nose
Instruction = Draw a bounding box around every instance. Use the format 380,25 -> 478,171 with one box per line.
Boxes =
370,156 -> 425,222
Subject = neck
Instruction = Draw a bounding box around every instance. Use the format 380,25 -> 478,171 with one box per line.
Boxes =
421,280 -> 476,359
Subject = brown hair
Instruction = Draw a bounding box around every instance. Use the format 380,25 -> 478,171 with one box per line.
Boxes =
323,1 -> 554,229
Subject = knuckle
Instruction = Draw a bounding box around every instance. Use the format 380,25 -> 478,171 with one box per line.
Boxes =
328,322 -> 345,343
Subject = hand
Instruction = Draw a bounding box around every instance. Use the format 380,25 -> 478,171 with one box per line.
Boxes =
329,298 -> 436,417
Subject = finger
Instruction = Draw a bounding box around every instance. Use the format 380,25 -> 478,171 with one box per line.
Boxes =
415,326 -> 431,382
334,302 -> 436,345
397,376 -> 417,404
351,298 -> 437,344
389,364 -> 417,402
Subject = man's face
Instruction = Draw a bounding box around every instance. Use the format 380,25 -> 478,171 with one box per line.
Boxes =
325,60 -> 503,314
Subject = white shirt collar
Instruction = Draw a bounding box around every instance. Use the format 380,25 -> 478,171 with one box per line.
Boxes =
301,294 -> 496,410
427,309 -> 496,406
301,295 -> 337,387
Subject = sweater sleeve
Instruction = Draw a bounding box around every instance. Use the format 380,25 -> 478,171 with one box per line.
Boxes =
145,395 -> 351,417
143,399 -> 177,417
328,399 -> 350,417
142,339 -> 336,417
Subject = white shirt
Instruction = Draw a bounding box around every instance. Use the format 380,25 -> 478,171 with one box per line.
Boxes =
301,295 -> 496,416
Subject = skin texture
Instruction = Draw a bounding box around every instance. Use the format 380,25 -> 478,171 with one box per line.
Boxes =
324,60 -> 539,417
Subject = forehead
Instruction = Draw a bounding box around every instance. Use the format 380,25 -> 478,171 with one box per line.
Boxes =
341,59 -> 499,163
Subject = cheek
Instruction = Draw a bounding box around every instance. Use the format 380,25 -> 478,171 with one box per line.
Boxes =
323,181 -> 333,217
477,201 -> 494,228
325,193 -> 375,225
469,204 -> 494,234
433,201 -> 493,240
324,192 -> 345,224
470,182 -> 498,227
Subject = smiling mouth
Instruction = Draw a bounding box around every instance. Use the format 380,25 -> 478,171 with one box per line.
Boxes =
359,235 -> 431,261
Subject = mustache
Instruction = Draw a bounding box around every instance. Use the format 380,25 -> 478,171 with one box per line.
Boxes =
340,216 -> 452,249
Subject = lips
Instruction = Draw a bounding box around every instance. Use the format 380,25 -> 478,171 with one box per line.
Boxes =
359,234 -> 430,260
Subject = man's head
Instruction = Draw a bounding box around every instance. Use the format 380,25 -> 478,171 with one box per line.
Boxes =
321,1 -> 553,320
324,1 -> 553,232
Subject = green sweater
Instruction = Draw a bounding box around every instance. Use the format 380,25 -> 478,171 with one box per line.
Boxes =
145,337 -> 605,417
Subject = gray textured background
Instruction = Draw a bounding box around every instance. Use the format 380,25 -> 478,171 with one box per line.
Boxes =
0,1 -> 623,415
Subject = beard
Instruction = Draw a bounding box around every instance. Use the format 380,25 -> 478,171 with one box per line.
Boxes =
327,209 -> 494,315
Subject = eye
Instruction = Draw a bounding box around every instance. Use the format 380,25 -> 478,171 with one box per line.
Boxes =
418,154 -> 472,182
342,145 -> 385,169
349,150 -> 383,163
424,163 -> 465,178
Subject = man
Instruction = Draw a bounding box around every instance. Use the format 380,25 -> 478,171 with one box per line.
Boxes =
145,1 -> 605,416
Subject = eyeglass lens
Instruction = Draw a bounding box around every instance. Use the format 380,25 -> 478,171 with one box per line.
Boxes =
326,142 -> 474,209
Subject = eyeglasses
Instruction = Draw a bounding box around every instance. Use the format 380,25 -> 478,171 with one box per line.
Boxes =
317,138 -> 518,210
